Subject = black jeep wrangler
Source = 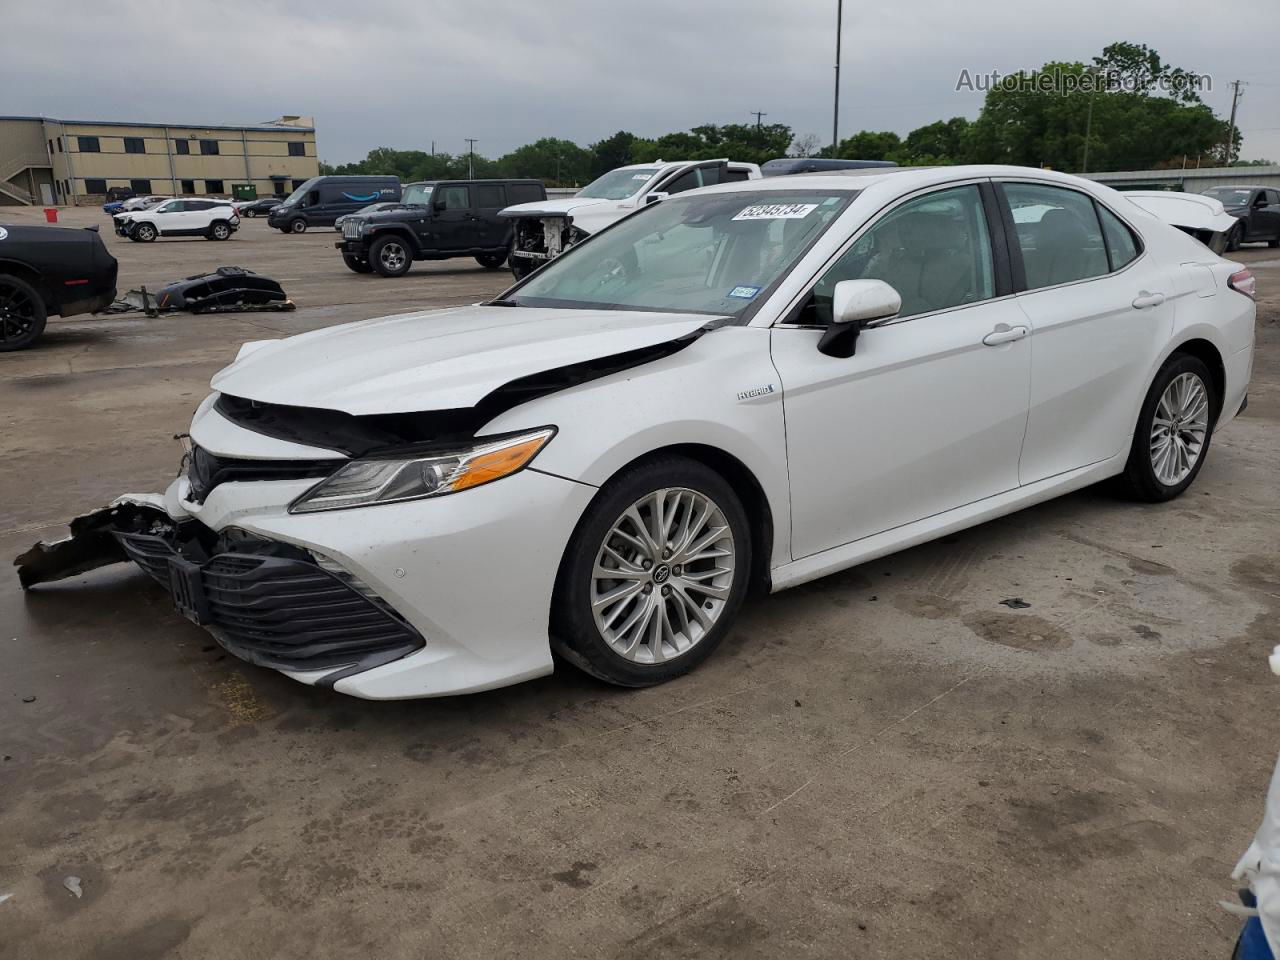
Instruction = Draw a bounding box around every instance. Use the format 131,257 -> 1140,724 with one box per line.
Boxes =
336,179 -> 546,277
0,223 -> 118,351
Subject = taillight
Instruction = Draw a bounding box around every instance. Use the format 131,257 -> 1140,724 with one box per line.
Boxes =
1228,268 -> 1256,300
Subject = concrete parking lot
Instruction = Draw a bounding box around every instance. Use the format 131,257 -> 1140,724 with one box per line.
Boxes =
2,205 -> 1278,959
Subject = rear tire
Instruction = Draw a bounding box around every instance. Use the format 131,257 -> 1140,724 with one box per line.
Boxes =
208,221 -> 231,241
1269,236 -> 1279,248
342,253 -> 373,274
475,251 -> 507,269
244,209 -> 257,218
1117,354 -> 1217,502
551,456 -> 752,687
289,218 -> 307,234
369,236 -> 412,277
0,274 -> 48,352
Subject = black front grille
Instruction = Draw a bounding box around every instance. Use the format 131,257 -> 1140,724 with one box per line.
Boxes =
115,532 -> 424,673
186,444 -> 342,504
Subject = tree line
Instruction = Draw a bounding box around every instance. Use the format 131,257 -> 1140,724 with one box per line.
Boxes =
320,43 -> 1258,186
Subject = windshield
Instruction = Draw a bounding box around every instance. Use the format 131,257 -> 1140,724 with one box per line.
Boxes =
1204,187 -> 1252,206
577,168 -> 661,201
510,190 -> 855,317
402,183 -> 434,205
281,178 -> 317,206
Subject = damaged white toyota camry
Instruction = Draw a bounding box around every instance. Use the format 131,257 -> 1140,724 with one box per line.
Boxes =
17,166 -> 1256,699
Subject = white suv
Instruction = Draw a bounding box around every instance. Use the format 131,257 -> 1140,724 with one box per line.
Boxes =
113,198 -> 240,243
501,159 -> 761,277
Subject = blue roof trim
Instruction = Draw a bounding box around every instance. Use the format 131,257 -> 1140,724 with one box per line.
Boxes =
0,115 -> 314,134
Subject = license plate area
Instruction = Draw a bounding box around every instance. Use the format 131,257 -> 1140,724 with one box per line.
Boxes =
168,556 -> 210,624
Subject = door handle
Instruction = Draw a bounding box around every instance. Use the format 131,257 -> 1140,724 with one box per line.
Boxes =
1131,291 -> 1166,309
982,324 -> 1028,346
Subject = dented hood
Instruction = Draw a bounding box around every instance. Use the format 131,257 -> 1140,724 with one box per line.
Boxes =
498,196 -> 617,219
210,304 -> 715,415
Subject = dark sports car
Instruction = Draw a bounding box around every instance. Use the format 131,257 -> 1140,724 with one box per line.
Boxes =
0,223 -> 118,351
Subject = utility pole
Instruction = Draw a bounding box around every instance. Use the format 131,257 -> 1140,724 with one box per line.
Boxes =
464,138 -> 478,179
1223,80 -> 1244,166
832,0 -> 843,156
1081,66 -> 1101,174
750,110 -> 767,130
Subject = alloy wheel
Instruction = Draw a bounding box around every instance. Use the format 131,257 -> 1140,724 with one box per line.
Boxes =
1150,372 -> 1210,486
0,281 -> 39,346
590,487 -> 736,664
379,242 -> 407,272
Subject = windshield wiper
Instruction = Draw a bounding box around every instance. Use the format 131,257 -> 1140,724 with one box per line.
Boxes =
486,298 -> 523,307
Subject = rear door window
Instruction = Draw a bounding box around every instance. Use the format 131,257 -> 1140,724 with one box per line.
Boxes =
474,184 -> 506,208
1003,183 -> 1109,290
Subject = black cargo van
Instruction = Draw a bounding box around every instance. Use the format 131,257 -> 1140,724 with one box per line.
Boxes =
335,179 -> 546,276
268,176 -> 401,233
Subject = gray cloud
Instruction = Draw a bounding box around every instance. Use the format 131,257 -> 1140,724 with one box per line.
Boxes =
2,0 -> 1276,165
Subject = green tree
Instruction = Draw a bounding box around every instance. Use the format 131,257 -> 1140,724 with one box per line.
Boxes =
900,117 -> 971,165
834,130 -> 901,161
589,131 -> 637,177
497,137 -> 592,186
963,45 -> 1231,171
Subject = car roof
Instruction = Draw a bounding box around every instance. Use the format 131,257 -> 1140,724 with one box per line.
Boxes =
686,164 -> 1126,197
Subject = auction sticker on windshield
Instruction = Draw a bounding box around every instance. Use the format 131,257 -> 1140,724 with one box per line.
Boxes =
733,203 -> 818,221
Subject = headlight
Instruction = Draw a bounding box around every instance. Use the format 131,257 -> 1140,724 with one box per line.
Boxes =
289,427 -> 555,514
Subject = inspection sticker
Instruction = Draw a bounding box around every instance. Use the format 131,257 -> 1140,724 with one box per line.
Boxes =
728,285 -> 762,299
732,203 -> 818,221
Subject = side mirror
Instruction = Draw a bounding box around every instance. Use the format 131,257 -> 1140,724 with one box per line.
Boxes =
817,279 -> 902,358
432,199 -> 446,212
644,191 -> 670,205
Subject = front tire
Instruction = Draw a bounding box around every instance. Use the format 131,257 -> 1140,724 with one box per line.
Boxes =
510,256 -> 537,280
1117,354 -> 1217,502
0,274 -> 48,351
1226,224 -> 1242,252
551,457 -> 752,687
342,253 -> 373,274
369,236 -> 412,277
289,218 -> 307,234
132,222 -> 157,242
476,251 -> 507,269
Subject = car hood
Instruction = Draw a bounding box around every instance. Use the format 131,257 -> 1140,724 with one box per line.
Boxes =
498,196 -> 617,219
210,304 -> 718,416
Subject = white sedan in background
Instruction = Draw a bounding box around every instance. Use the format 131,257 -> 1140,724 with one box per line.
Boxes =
19,165 -> 1255,699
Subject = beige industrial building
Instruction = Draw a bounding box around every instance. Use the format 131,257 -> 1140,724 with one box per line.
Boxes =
0,115 -> 319,205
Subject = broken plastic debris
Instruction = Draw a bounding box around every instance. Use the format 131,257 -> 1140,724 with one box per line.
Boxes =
0,893 -> 11,905
999,598 -> 1031,609
1271,645 -> 1280,676
62,876 -> 82,899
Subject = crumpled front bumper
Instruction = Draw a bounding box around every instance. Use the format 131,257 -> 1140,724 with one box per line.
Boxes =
16,465 -> 596,699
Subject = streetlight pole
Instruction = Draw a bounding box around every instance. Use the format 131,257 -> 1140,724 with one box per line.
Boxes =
1081,66 -> 1102,174
832,0 -> 843,156
464,138 -> 478,179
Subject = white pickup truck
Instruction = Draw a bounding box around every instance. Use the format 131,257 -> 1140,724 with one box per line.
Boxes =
500,158 -> 761,278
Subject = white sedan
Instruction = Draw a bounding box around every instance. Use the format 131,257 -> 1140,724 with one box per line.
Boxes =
18,165 -> 1256,699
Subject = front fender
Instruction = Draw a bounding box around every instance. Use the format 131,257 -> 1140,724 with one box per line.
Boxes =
479,325 -> 793,567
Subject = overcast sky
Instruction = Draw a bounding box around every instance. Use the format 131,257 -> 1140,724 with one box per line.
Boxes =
3,0 -> 1277,166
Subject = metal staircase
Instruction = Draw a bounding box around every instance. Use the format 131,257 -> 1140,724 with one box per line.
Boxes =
0,153 -> 50,205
